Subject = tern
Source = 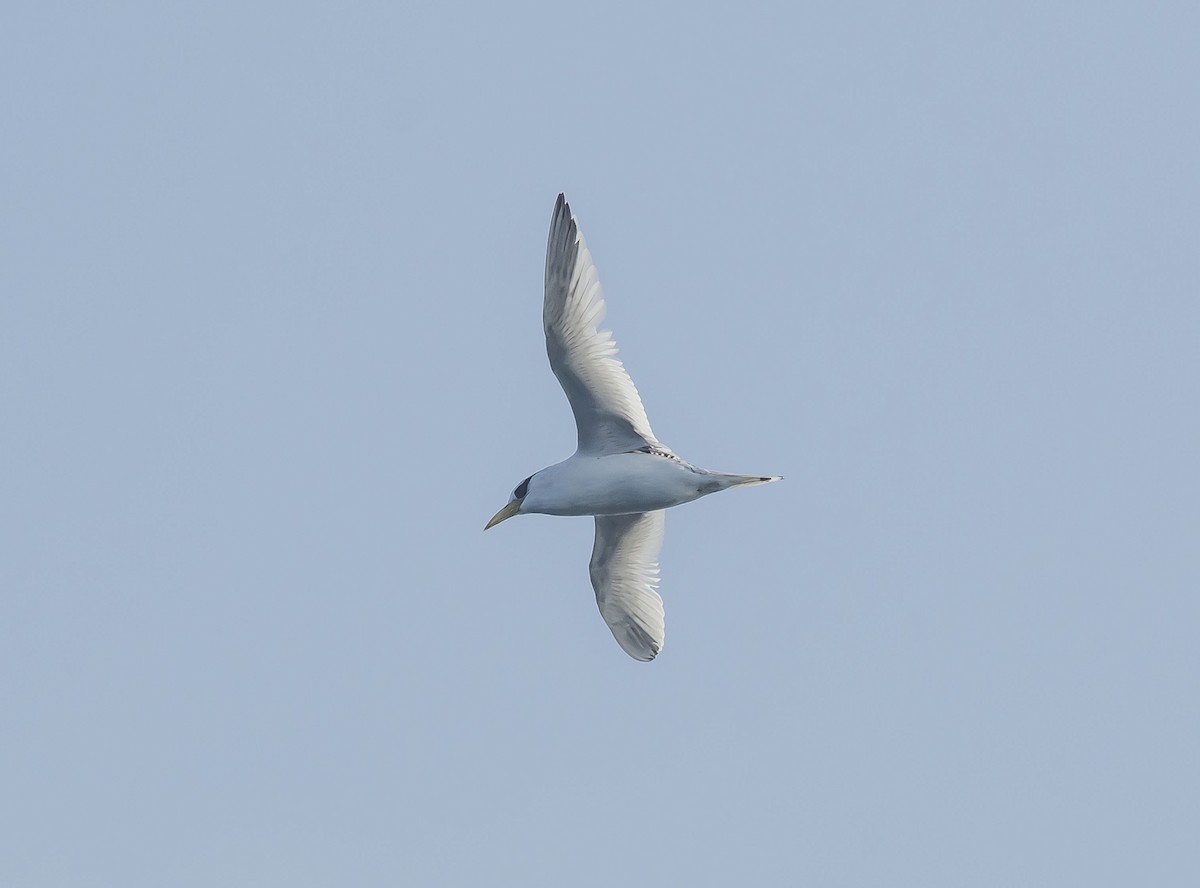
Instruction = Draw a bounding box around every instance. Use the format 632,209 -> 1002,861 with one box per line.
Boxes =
486,194 -> 780,661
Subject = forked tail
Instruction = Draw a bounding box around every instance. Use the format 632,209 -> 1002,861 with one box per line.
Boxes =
716,473 -> 783,489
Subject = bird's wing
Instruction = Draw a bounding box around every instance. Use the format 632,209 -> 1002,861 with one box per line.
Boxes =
544,193 -> 663,456
589,511 -> 666,661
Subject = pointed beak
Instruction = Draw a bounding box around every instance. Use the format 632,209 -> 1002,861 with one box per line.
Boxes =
484,499 -> 522,530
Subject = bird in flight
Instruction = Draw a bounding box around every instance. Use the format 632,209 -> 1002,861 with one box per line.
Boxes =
486,194 -> 781,661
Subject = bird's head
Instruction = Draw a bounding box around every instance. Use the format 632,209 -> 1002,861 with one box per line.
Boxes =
484,472 -> 535,529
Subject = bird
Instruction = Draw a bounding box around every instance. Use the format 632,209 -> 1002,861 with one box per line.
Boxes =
486,194 -> 781,661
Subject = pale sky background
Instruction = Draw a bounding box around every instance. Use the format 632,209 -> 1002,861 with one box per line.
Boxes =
3,3 -> 1198,885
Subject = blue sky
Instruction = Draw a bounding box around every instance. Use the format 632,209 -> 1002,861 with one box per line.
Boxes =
3,3 -> 1198,885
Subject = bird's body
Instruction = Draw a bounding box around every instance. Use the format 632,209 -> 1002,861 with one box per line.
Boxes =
520,451 -> 775,517
487,194 -> 780,661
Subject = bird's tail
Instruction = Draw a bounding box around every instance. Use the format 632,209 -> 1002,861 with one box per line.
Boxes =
714,473 -> 783,489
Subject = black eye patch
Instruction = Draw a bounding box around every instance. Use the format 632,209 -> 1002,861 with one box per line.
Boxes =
515,475 -> 533,499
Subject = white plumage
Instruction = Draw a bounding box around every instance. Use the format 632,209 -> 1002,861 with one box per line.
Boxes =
542,193 -> 660,455
590,511 -> 666,661
487,194 -> 780,661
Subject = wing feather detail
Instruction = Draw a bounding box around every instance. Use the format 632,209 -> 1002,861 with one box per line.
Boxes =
589,511 -> 666,661
544,194 -> 662,456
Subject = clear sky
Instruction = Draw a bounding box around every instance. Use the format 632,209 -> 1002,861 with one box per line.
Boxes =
3,3 -> 1197,885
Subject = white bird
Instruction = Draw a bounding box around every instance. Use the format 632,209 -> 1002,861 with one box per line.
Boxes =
486,194 -> 781,661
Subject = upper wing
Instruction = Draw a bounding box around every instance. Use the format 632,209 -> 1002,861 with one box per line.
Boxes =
589,511 -> 667,661
544,194 -> 661,456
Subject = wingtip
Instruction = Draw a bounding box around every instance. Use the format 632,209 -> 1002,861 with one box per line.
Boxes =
551,192 -> 574,226
629,643 -> 660,663
548,194 -> 580,255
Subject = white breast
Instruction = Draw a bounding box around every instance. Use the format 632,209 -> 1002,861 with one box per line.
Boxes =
524,453 -> 709,517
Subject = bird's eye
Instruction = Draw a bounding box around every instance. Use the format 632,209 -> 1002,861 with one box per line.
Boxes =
514,475 -> 532,499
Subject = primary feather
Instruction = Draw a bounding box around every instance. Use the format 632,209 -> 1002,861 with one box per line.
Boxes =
590,510 -> 667,661
543,194 -> 664,456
